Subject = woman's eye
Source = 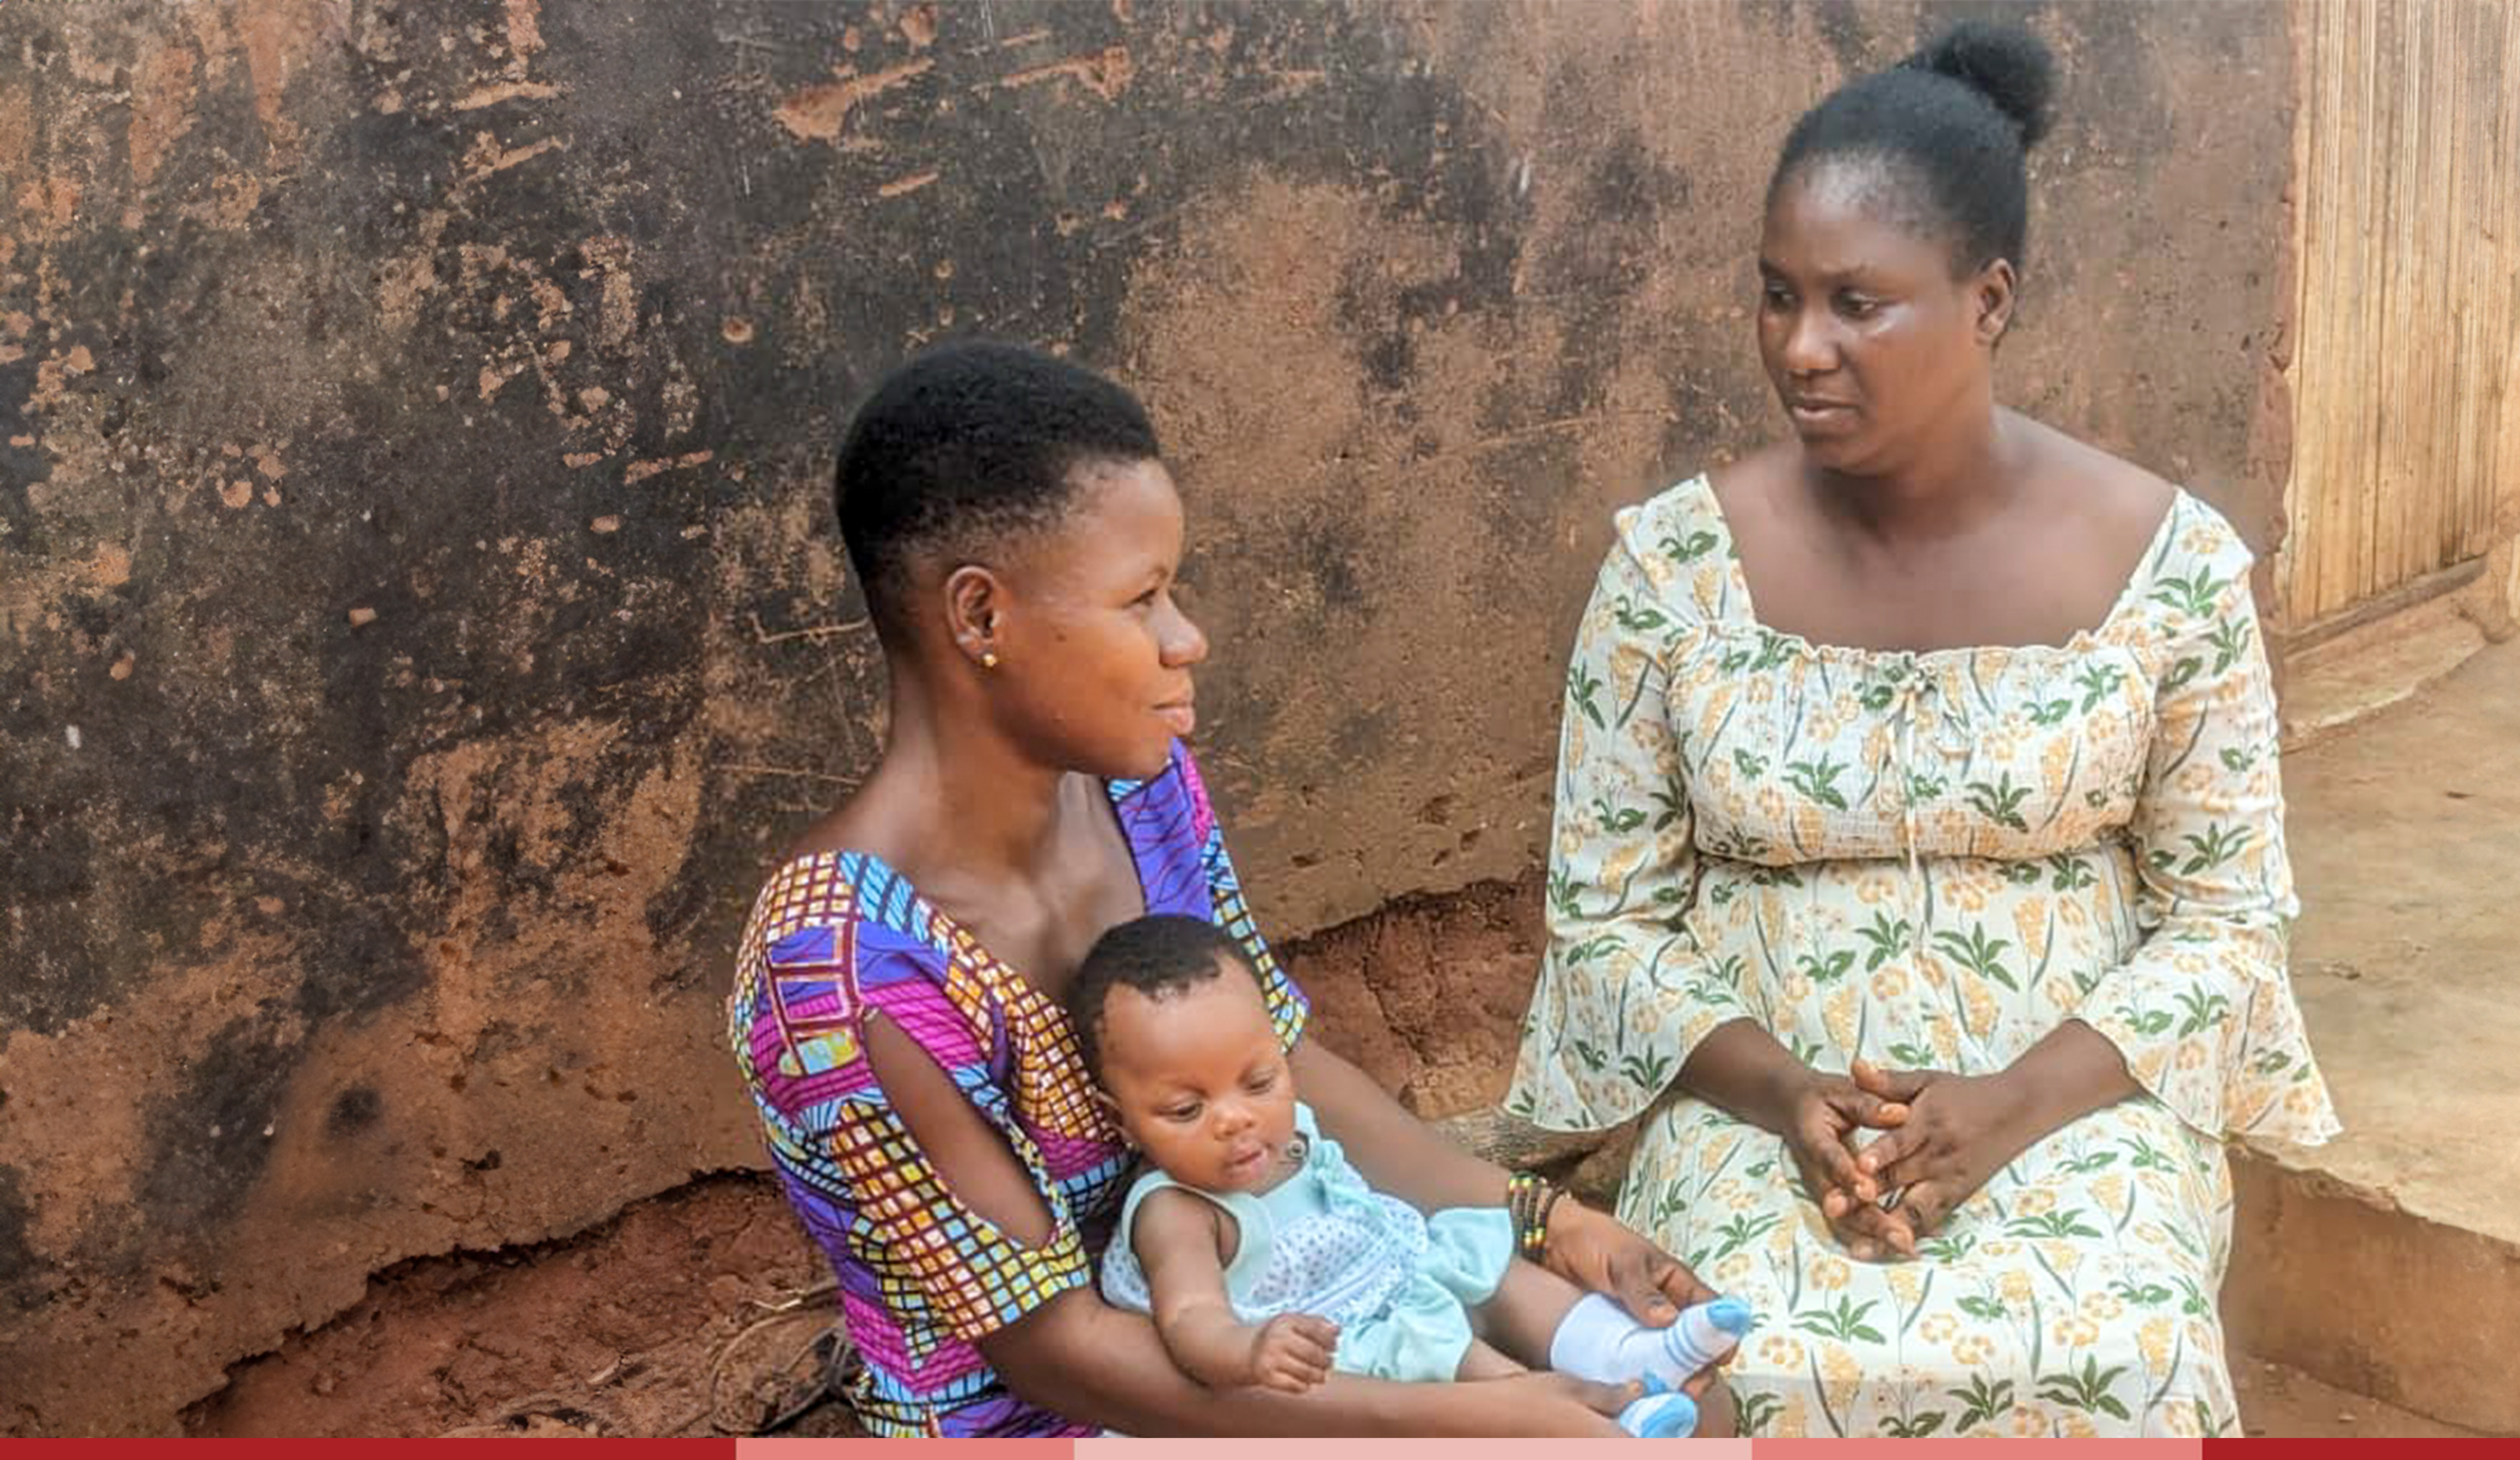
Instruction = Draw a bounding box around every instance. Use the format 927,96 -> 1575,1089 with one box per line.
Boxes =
1161,1104 -> 1200,1122
1838,294 -> 1880,319
1761,285 -> 1792,308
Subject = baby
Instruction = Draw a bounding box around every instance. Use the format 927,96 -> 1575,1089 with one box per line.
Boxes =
1065,913 -> 1750,1436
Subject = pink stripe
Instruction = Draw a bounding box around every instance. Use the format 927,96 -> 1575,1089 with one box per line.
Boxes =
777,987 -> 854,1024
1030,1127 -> 1122,1178
1177,750 -> 1217,844
878,997 -> 985,1070
842,1293 -> 916,1374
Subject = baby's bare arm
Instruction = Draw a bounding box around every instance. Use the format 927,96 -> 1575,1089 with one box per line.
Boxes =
1133,1189 -> 1335,1392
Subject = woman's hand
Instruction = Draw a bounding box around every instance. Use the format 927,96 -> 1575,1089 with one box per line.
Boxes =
1777,1065 -> 1915,1261
1542,1198 -> 1717,1328
1849,1025 -> 2140,1245
1845,1062 -> 2036,1243
1676,1021 -> 1917,1260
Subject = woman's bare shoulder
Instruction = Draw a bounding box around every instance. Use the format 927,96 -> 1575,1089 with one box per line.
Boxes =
1704,441 -> 1804,517
2012,414 -> 2179,556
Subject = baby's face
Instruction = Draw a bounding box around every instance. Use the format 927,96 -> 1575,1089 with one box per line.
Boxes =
1096,959 -> 1299,1194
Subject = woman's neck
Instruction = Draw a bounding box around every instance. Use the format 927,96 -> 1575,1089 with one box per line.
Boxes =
860,671 -> 1073,886
1814,403 -> 2022,542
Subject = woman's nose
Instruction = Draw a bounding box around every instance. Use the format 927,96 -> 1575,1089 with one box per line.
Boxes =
1162,601 -> 1209,668
1781,306 -> 1836,374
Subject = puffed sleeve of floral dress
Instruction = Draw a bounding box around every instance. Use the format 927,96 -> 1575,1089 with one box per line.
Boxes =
2081,512 -> 2341,1144
1509,500 -> 1752,1132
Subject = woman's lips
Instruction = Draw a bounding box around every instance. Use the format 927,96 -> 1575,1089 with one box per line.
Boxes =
1158,701 -> 1196,736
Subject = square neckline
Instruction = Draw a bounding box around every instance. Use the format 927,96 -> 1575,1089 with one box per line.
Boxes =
1679,471 -> 2190,664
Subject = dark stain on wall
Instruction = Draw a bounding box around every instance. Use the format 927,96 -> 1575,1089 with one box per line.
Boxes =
134,1012 -> 301,1235
0,1164 -> 42,1312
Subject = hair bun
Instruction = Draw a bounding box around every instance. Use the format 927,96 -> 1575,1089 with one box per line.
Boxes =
1907,19 -> 2055,149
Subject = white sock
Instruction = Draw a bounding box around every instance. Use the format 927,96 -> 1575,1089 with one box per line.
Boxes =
1549,1293 -> 1754,1390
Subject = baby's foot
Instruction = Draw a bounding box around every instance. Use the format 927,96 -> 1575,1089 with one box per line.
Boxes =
1551,1292 -> 1759,1393
1658,1296 -> 1755,1377
1618,1376 -> 1699,1438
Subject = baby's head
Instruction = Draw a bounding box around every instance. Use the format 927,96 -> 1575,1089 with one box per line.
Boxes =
1066,914 -> 1298,1193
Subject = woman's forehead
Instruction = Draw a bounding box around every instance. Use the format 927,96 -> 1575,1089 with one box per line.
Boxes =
1763,172 -> 1955,280
1016,458 -> 1184,579
1069,457 -> 1182,531
1770,151 -> 1952,236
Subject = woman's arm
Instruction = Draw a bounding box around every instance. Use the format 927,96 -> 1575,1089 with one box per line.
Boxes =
1509,514 -> 1752,1135
2067,530 -> 2337,1144
1840,1028 -> 2138,1246
864,1014 -> 1628,1435
983,1285 -> 1631,1436
1290,1038 -> 1504,1210
1520,512 -> 1907,1256
1855,522 -> 2341,1239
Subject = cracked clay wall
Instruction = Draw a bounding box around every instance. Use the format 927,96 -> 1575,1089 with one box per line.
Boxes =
0,0 -> 2292,1435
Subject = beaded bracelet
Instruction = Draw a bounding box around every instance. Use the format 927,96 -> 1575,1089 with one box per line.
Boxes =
1506,1171 -> 1538,1249
1531,1182 -> 1568,1255
1507,1171 -> 1562,1257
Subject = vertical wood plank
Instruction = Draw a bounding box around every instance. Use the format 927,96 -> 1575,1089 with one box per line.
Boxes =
2285,0 -> 2513,629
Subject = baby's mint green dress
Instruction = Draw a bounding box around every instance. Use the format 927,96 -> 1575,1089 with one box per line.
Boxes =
1101,1102 -> 1514,1382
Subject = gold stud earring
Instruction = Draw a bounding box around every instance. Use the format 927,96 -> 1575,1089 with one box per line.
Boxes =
981,649 -> 1000,670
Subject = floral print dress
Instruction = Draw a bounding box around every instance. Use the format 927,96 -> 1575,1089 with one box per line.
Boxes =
1509,475 -> 2338,1437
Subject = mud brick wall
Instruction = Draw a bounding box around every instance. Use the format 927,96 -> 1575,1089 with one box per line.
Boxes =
0,0 -> 2293,1434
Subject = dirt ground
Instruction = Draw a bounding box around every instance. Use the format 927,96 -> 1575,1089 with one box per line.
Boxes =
182,1175 -> 851,1439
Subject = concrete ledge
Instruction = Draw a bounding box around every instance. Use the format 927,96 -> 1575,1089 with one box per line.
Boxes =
2278,592 -> 2490,749
2230,634 -> 2520,1434
2227,1149 -> 2520,1434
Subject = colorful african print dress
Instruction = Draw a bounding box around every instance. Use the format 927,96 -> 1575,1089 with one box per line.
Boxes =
1511,475 -> 2339,1438
728,742 -> 1308,1437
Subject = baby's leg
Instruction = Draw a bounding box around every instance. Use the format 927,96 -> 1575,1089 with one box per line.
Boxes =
1453,1337 -> 1527,1382
1468,1257 -> 1586,1366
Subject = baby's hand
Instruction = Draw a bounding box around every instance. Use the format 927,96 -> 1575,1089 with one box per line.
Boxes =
1246,1312 -> 1339,1393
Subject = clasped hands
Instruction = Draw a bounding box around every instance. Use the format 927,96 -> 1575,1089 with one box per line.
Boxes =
1778,1058 -> 2038,1261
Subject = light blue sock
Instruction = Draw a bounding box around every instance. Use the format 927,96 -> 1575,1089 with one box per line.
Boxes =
1551,1293 -> 1757,1391
1658,1295 -> 1755,1375
1619,1384 -> 1699,1438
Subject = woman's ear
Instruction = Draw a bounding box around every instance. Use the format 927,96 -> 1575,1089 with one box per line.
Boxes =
943,563 -> 1005,669
1973,258 -> 2020,347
